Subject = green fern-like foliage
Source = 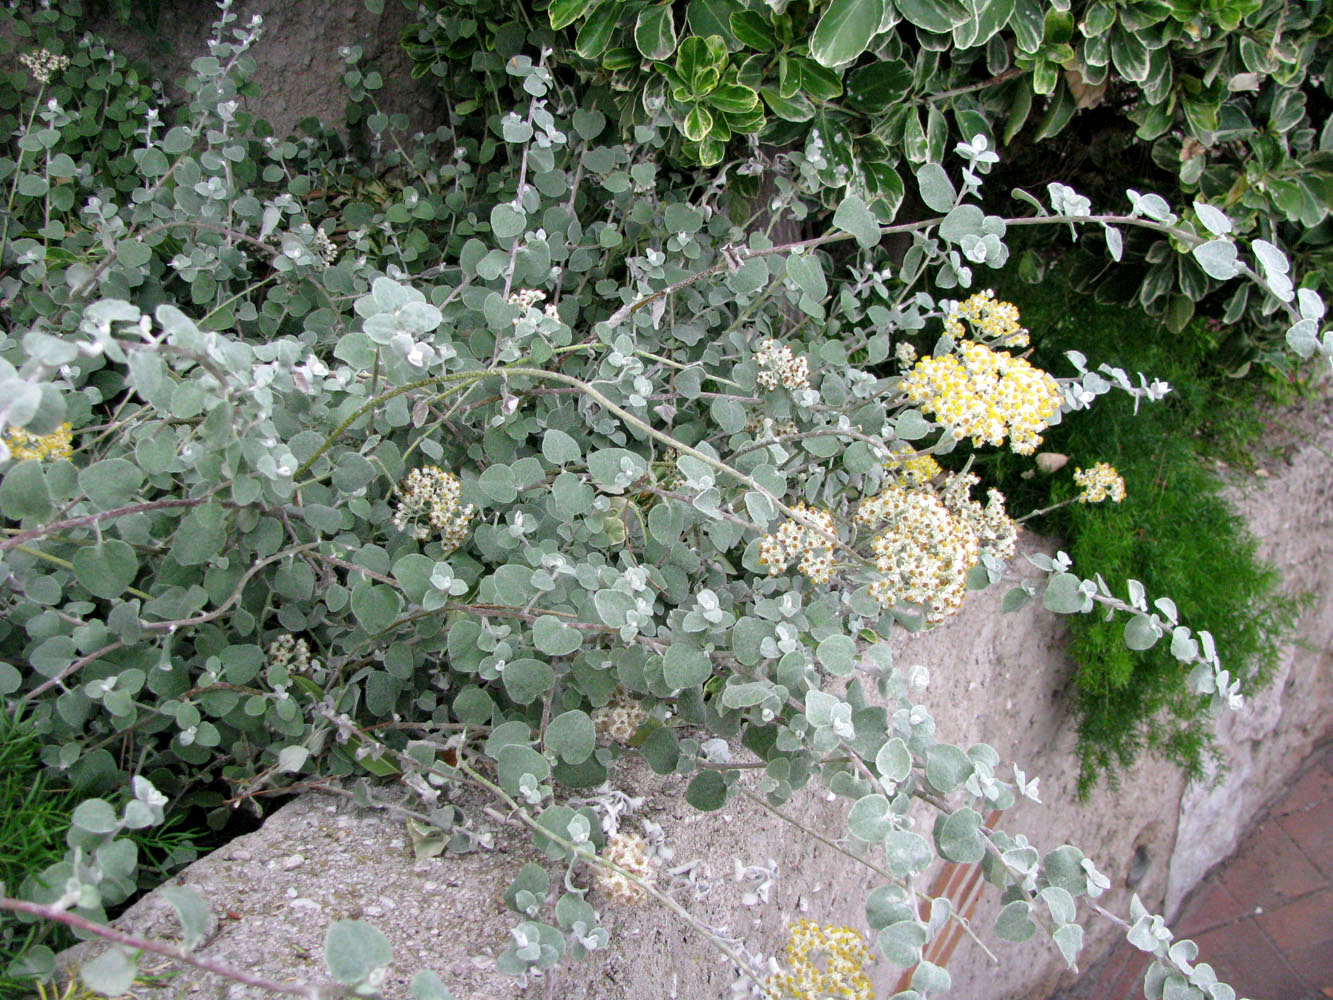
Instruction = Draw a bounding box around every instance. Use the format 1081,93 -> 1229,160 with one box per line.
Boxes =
987,271 -> 1300,797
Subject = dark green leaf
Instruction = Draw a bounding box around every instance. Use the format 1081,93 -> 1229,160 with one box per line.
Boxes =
810,0 -> 885,67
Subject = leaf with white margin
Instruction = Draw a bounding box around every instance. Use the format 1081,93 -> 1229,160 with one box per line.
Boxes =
1286,319 -> 1319,358
1192,201 -> 1232,236
1191,240 -> 1241,280
1297,287 -> 1326,321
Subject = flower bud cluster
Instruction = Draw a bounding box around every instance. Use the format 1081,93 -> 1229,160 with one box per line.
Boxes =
764,919 -> 874,1000
901,340 -> 1061,454
945,289 -> 1029,347
745,414 -> 800,440
940,470 -> 1017,563
755,339 -> 810,391
266,633 -> 312,674
894,341 -> 918,366
1074,461 -> 1127,503
4,422 -> 73,462
21,48 -> 70,85
595,831 -> 654,906
392,466 -> 475,550
508,287 -> 559,322
315,228 -> 338,265
591,687 -> 648,744
758,503 -> 836,585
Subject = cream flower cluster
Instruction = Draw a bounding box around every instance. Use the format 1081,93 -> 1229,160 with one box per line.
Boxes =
855,484 -> 978,621
4,422 -> 73,462
1074,462 -> 1127,503
758,503 -> 836,584
392,466 -> 475,550
755,339 -> 811,391
745,414 -> 800,439
595,831 -> 655,906
945,289 -> 1029,347
591,687 -> 648,744
21,48 -> 70,85
901,340 -> 1062,454
764,919 -> 874,1000
941,470 -> 1018,563
266,633 -> 312,674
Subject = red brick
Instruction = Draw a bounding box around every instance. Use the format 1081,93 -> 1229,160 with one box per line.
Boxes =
1278,797 -> 1333,879
1282,937 -> 1333,993
1220,822 -> 1323,909
1255,888 -> 1333,954
1273,761 -> 1333,818
1192,918 -> 1307,1000
1175,877 -> 1249,936
1106,949 -> 1152,1000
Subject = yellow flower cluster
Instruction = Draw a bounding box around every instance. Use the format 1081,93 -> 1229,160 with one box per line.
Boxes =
944,289 -> 1029,347
1074,462 -> 1127,503
595,831 -> 654,906
855,484 -> 978,622
4,422 -> 73,462
901,341 -> 1062,455
591,687 -> 648,744
758,503 -> 836,584
756,339 -> 811,391
392,466 -> 475,550
765,919 -> 875,1000
20,48 -> 70,85
882,450 -> 942,488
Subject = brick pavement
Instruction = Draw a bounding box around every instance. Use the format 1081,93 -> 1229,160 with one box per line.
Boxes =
1058,742 -> 1332,1000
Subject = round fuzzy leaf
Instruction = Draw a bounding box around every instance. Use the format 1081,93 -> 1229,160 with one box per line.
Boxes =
72,798 -> 119,834
411,970 -> 455,1000
73,540 -> 139,599
160,885 -> 212,950
663,643 -> 712,689
503,658 -> 556,705
324,920 -> 392,986
834,194 -> 882,249
848,794 -> 894,842
541,428 -> 581,466
1042,572 -> 1085,614
994,900 -> 1038,942
533,615 -> 583,656
0,460 -> 52,520
876,737 -> 912,783
640,725 -> 679,773
877,920 -> 928,967
817,635 -> 857,677
924,743 -> 975,794
350,581 -> 401,634
491,204 -> 527,241
685,769 -> 728,811
478,464 -> 517,503
936,807 -> 985,862
80,948 -> 138,996
883,830 -> 932,876
1192,239 -> 1241,280
811,0 -> 885,67
78,458 -> 144,510
545,710 -> 595,764
498,744 -> 552,794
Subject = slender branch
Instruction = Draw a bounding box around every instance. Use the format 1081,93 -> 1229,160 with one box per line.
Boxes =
0,898 -> 349,999
1,499 -> 209,552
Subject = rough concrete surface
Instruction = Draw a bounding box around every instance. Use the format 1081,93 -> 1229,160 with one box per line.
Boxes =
56,390 -> 1333,1000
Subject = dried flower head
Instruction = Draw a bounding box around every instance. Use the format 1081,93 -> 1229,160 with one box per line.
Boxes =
765,919 -> 875,1000
20,48 -> 70,85
392,466 -> 475,550
4,422 -> 73,462
591,687 -> 648,744
1074,462 -> 1126,503
755,339 -> 811,391
595,831 -> 655,906
758,503 -> 836,584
